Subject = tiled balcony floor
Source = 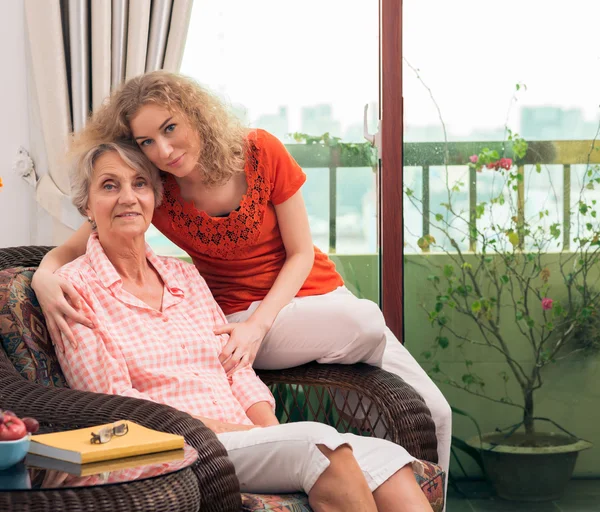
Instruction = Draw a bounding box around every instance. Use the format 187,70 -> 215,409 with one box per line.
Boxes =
447,479 -> 600,511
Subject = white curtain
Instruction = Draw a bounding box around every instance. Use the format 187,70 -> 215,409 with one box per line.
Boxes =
24,0 -> 194,241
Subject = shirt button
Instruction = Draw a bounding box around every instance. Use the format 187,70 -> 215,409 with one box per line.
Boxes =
212,399 -> 218,405
180,344 -> 185,349
162,316 -> 168,322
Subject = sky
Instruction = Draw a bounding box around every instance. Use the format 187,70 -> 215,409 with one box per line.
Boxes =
181,0 -> 379,135
403,0 -> 600,137
180,0 -> 600,140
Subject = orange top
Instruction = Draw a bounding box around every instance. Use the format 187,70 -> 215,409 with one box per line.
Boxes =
152,129 -> 344,315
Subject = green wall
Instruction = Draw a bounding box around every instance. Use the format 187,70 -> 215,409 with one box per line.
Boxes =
403,253 -> 599,477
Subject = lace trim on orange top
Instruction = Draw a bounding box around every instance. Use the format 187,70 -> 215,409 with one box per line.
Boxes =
159,138 -> 269,260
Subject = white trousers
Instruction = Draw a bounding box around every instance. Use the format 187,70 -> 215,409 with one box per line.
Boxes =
227,286 -> 452,475
216,421 -> 416,494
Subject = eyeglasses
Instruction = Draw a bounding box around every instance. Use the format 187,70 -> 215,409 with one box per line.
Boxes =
90,422 -> 129,444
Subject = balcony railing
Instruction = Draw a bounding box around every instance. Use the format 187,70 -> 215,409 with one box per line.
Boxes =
285,140 -> 600,255
404,139 -> 600,252
286,144 -> 376,254
151,139 -> 600,256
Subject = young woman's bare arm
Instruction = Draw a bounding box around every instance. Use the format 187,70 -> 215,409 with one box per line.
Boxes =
215,190 -> 315,373
31,222 -> 94,350
37,222 -> 92,272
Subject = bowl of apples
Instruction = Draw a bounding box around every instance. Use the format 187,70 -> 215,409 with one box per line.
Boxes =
0,410 -> 39,470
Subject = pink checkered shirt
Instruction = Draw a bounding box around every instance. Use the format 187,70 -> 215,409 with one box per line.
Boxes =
55,232 -> 275,425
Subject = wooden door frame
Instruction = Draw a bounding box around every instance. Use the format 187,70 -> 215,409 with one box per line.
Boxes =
380,0 -> 403,341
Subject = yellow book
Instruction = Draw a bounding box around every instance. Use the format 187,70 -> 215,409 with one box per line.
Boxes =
25,448 -> 186,477
28,421 -> 185,464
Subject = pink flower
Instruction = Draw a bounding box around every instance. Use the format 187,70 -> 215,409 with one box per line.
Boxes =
469,155 -> 479,164
542,298 -> 554,311
483,158 -> 513,171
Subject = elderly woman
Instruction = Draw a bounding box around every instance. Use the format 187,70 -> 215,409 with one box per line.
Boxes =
54,140 -> 432,512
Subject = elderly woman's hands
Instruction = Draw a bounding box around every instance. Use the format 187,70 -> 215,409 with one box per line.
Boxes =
31,268 -> 94,352
214,320 -> 269,375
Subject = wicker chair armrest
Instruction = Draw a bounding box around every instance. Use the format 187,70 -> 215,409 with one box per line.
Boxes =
0,357 -> 240,512
257,362 -> 438,462
0,246 -> 55,271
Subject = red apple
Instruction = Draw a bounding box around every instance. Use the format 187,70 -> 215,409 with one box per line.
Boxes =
0,413 -> 27,441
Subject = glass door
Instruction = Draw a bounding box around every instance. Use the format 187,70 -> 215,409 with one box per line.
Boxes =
401,0 -> 600,478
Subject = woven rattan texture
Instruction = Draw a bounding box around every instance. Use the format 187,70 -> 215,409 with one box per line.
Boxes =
0,466 -> 200,512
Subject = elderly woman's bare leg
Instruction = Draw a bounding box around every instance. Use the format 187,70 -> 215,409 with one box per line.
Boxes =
373,465 -> 433,511
309,444 -> 377,512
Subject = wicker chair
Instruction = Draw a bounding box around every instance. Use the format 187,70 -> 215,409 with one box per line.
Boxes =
0,246 -> 444,512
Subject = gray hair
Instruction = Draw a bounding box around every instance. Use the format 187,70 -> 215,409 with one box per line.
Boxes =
70,141 -> 163,217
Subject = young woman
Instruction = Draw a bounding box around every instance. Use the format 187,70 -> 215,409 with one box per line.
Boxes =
32,71 -> 451,475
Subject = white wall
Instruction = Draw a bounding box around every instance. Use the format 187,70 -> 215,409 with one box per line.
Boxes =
0,1 -> 53,248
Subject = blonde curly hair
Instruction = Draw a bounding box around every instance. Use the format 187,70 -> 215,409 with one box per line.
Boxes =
71,71 -> 248,186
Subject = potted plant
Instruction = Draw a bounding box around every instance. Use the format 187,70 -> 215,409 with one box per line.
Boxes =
405,130 -> 596,501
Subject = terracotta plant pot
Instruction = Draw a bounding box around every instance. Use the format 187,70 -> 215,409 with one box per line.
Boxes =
467,432 -> 592,502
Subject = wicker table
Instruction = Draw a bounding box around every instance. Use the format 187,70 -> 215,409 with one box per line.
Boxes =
0,444 -> 201,512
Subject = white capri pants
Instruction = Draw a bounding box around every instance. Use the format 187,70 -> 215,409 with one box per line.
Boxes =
227,286 -> 452,476
217,421 -> 416,494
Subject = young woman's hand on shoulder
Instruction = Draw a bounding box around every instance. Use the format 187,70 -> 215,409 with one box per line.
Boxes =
31,222 -> 94,351
32,269 -> 94,352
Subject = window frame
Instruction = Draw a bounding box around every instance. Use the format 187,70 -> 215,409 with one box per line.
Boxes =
380,0 -> 404,341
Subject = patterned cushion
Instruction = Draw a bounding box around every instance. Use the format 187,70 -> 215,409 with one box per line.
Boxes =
414,459 -> 446,511
241,459 -> 445,511
0,267 -> 67,388
241,493 -> 311,512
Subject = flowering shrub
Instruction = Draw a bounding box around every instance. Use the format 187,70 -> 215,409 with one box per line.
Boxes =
406,130 -> 600,439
